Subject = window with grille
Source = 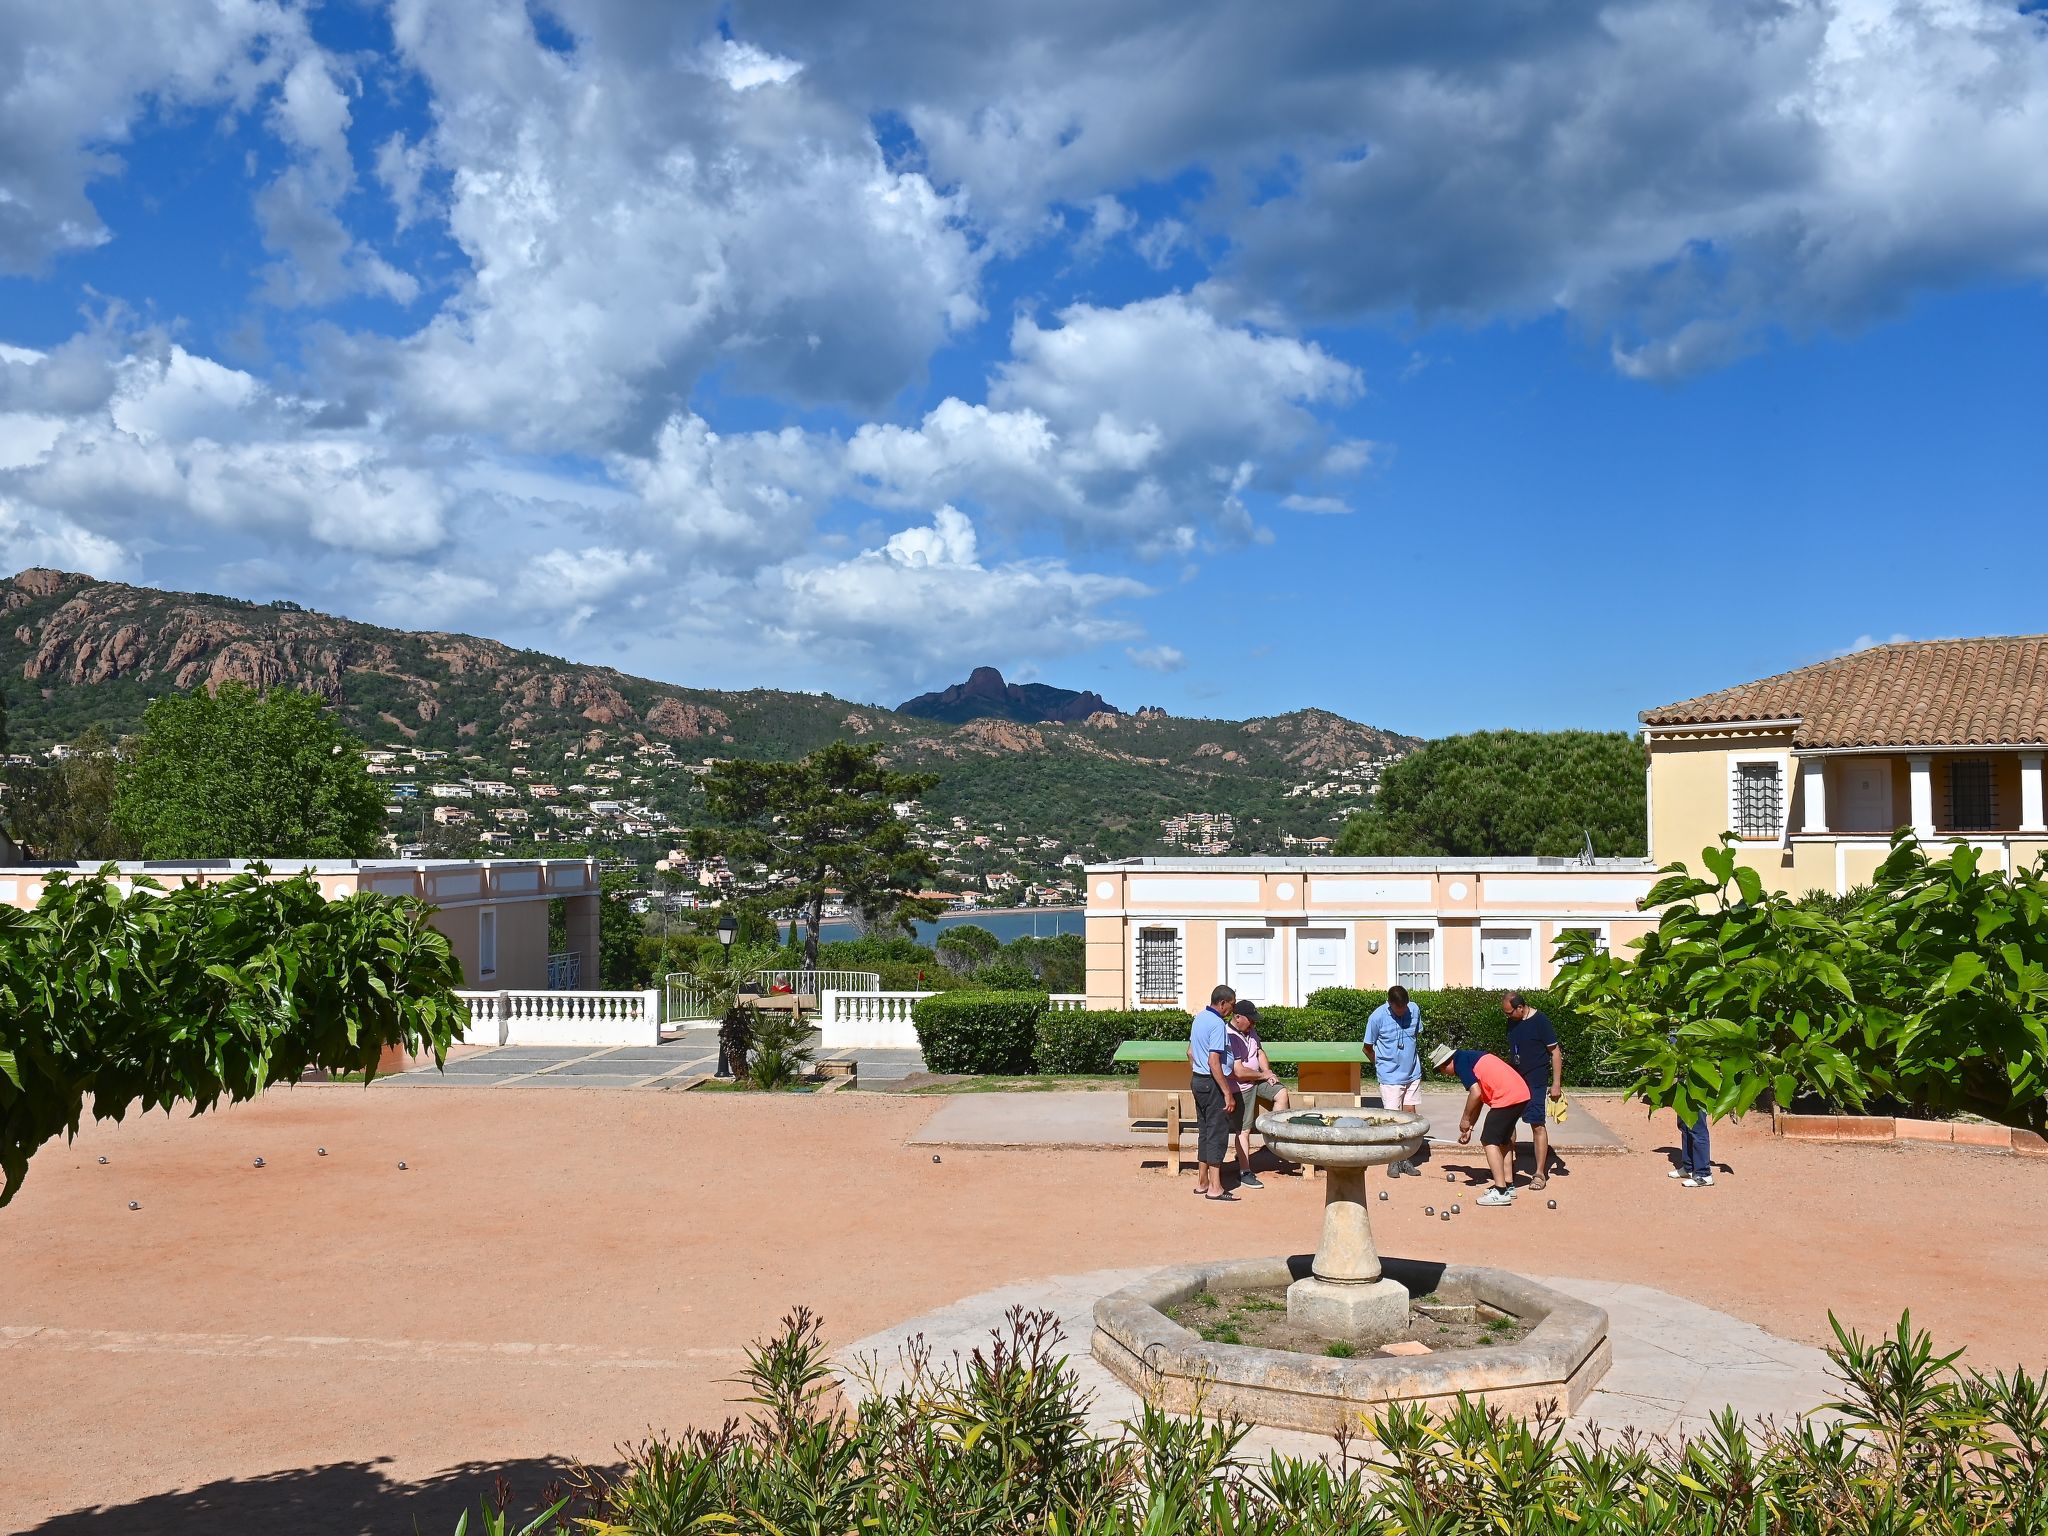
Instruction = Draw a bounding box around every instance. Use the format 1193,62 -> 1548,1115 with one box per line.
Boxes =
1734,762 -> 1783,839
1948,760 -> 1996,831
1394,929 -> 1433,991
1136,928 -> 1181,1003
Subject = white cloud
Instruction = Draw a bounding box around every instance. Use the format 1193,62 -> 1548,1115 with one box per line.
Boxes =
364,0 -> 982,449
1126,644 -> 1186,673
769,506 -> 1149,674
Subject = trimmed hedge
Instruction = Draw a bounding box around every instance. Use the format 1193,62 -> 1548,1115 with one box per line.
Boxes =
1304,986 -> 1627,1088
1032,1008 -> 1155,1075
911,990 -> 1047,1075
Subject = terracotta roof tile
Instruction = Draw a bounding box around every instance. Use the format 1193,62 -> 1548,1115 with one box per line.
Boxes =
1640,637 -> 2048,749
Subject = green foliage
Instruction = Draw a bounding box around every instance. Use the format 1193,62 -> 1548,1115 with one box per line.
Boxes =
453,1306 -> 2048,1535
1032,1008 -> 1157,1074
596,873 -> 647,989
973,959 -> 1040,991
0,867 -> 464,1204
1004,931 -> 1085,992
745,1007 -> 817,1090
1248,1005 -> 1353,1044
936,923 -> 1001,970
3,724 -> 132,859
113,683 -> 384,858
1554,832 -> 2048,1130
1336,729 -> 1646,858
911,990 -> 1048,1074
1304,987 -> 1627,1087
692,743 -> 941,967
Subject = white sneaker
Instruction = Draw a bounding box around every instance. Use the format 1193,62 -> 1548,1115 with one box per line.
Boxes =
1667,1168 -> 1688,1178
1681,1175 -> 1714,1188
1476,1187 -> 1515,1207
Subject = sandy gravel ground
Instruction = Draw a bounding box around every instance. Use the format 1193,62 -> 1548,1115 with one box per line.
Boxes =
3,1085 -> 2042,1534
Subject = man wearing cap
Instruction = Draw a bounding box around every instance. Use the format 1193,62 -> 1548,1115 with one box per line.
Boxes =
1189,984 -> 1240,1200
1431,1042 -> 1530,1206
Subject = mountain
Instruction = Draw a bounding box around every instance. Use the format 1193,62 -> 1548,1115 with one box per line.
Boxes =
898,666 -> 1118,725
0,569 -> 1419,857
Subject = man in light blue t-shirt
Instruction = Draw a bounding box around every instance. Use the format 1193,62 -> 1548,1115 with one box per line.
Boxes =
1365,985 -> 1424,1176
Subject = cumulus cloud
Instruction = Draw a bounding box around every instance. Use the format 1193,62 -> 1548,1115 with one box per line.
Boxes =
762,0 -> 2048,375
1126,644 -> 1186,673
849,295 -> 1362,553
360,0 -> 981,450
769,506 -> 1149,674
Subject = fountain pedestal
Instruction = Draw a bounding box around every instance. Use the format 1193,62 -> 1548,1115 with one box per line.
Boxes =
1288,1164 -> 1409,1343
1255,1110 -> 1429,1346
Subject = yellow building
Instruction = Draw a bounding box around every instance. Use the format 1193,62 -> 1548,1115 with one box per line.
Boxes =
1084,635 -> 2048,1010
1642,635 -> 2048,895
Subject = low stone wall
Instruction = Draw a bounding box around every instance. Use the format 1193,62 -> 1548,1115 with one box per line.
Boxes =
1773,1113 -> 2047,1157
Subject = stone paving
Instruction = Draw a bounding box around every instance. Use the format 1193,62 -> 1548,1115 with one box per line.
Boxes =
837,1266 -> 1838,1456
378,1029 -> 927,1089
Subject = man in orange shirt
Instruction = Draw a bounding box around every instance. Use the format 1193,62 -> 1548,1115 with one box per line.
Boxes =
1430,1042 -> 1530,1206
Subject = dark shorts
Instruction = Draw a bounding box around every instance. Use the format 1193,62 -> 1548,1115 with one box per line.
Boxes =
1520,1086 -> 1550,1127
1192,1075 -> 1233,1165
1480,1104 -> 1524,1146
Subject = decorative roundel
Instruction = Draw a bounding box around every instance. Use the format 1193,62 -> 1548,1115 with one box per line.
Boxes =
1449,881 -> 1469,901
1275,880 -> 1295,900
1095,881 -> 1114,900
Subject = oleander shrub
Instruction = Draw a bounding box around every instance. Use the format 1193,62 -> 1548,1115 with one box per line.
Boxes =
451,1307 -> 2048,1535
1302,986 -> 1627,1088
1032,1008 -> 1159,1074
911,990 -> 1047,1074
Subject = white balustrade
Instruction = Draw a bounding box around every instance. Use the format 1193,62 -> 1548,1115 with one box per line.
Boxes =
820,990 -> 1093,1048
662,968 -> 880,1021
456,987 -> 662,1047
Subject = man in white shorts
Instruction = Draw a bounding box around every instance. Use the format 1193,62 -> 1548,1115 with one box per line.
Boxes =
1366,985 -> 1424,1176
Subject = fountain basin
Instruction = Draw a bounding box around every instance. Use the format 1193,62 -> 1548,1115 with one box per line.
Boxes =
1092,1255 -> 1609,1436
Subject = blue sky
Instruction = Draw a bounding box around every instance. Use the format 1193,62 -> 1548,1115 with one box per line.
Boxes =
1,1 -> 2045,738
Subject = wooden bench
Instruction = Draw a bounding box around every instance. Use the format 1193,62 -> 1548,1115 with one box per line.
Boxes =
1112,1040 -> 1370,1174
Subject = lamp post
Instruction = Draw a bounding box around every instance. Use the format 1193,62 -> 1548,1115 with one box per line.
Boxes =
715,912 -> 738,1077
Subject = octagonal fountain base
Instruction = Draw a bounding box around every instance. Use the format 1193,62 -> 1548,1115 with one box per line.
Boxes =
1092,1255 -> 1610,1437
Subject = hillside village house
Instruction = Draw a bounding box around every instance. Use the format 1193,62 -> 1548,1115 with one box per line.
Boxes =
1083,636 -> 2048,1011
0,856 -> 603,995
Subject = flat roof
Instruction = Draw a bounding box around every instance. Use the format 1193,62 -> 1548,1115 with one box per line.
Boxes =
1085,856 -> 1657,874
0,856 -> 597,876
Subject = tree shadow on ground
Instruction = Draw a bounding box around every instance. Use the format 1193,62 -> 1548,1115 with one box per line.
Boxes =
22,1455 -> 618,1536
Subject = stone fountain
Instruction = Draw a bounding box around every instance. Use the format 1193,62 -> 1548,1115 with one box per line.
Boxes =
1259,1109 -> 1425,1345
1091,1108 -> 1612,1435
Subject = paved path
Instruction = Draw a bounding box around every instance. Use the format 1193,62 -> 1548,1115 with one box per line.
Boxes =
909,1086 -> 1625,1154
380,1030 -> 925,1090
837,1266 -> 1837,1455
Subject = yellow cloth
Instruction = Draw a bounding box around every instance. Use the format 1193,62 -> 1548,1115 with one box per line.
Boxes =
1551,1095 -> 1570,1123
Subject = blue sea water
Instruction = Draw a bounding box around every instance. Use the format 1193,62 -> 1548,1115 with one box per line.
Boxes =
816,909 -> 1083,946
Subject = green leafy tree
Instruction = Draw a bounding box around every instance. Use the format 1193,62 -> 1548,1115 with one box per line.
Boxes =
114,684 -> 384,858
691,743 -> 940,969
936,923 -> 1001,972
0,867 -> 465,1203
4,726 -> 134,860
1336,730 -> 1646,858
1554,833 -> 2048,1132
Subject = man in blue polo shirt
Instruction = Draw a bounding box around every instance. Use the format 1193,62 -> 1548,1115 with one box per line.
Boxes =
1189,984 -> 1239,1200
1366,985 -> 1424,1176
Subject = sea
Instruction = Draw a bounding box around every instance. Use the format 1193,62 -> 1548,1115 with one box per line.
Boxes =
815,907 -> 1084,946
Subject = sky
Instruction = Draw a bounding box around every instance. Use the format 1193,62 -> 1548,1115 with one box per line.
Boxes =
0,1 -> 2045,739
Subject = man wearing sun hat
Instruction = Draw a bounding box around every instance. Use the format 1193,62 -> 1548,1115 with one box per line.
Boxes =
1430,1041 -> 1530,1206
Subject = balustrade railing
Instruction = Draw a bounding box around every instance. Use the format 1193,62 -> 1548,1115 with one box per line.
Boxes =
819,990 -> 1087,1049
662,968 -> 880,1022
458,987 -> 660,1047
546,951 -> 581,990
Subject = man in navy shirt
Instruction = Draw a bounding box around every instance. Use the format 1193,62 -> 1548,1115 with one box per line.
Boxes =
1502,991 -> 1564,1189
1189,984 -> 1239,1200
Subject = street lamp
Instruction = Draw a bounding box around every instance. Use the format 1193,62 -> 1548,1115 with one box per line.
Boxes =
715,912 -> 739,1077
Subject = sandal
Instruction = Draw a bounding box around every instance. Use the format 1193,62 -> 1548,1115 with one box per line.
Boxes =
1205,1192 -> 1239,1202
1529,1175 -> 1549,1191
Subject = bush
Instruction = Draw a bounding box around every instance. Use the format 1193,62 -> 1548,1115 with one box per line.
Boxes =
1250,1006 -> 1351,1044
1302,986 -> 1627,1088
911,990 -> 1047,1074
450,1308 -> 2048,1535
1032,1008 -> 1159,1074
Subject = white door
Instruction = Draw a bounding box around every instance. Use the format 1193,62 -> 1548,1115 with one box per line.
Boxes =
1225,931 -> 1273,1004
1478,927 -> 1533,990
1296,931 -> 1348,998
1840,759 -> 1893,833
